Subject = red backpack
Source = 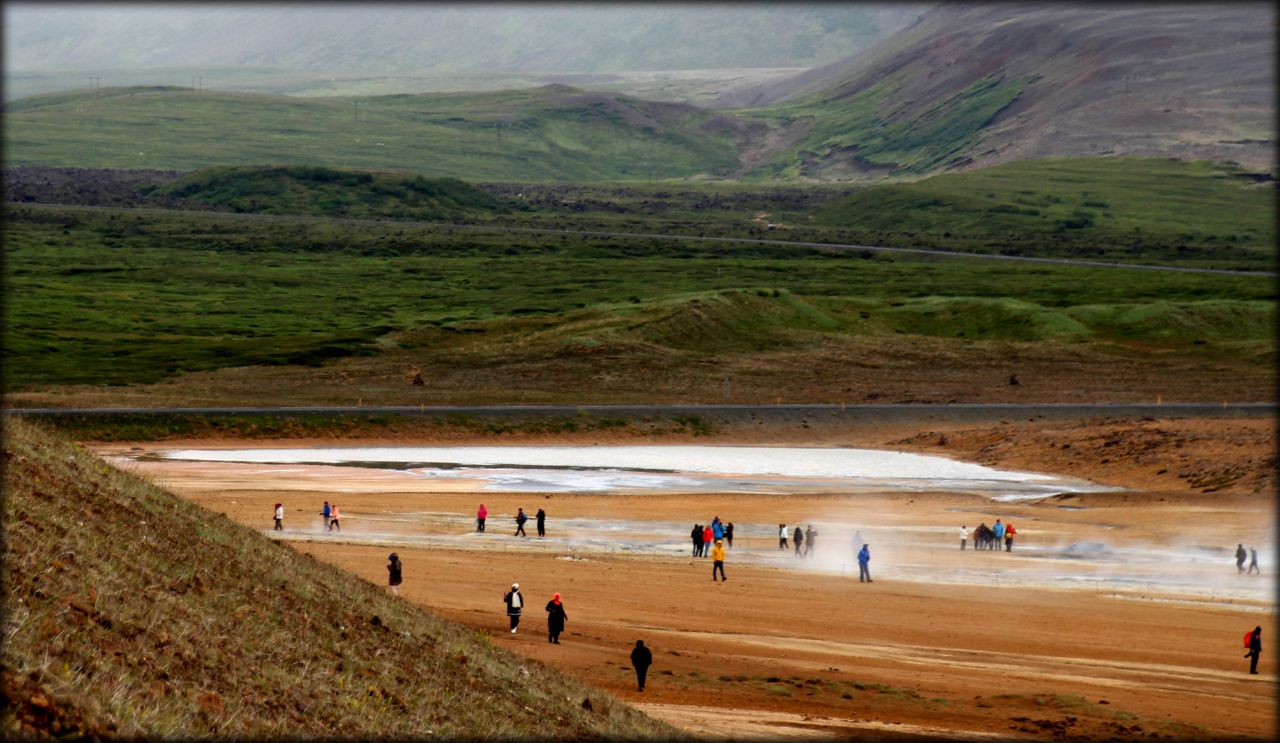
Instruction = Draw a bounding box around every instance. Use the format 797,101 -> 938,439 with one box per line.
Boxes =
1243,630 -> 1254,648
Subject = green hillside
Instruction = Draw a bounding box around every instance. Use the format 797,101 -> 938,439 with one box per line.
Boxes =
811,158 -> 1276,266
4,85 -> 746,181
153,165 -> 510,219
744,73 -> 1034,178
1,416 -> 676,738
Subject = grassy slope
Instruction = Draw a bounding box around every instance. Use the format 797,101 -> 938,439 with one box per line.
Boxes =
4,195 -> 1273,390
1,417 -> 676,739
4,85 -> 743,181
153,165 -> 511,219
743,72 -> 1034,178
812,158 -> 1276,261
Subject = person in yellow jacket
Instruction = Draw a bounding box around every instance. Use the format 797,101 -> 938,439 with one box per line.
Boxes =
711,539 -> 727,582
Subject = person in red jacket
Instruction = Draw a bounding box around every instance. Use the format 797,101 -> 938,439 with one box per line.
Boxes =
1245,626 -> 1262,674
702,525 -> 713,558
1004,522 -> 1016,552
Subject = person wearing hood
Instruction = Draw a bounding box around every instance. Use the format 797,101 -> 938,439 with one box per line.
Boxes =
857,543 -> 872,583
631,640 -> 653,691
1245,625 -> 1262,674
503,583 -> 524,633
711,539 -> 727,582
536,507 -> 547,537
476,503 -> 487,532
387,553 -> 403,596
545,592 -> 567,643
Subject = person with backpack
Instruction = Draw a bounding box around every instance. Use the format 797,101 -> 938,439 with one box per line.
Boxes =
536,508 -> 547,537
1245,626 -> 1262,674
273,502 -> 284,531
514,508 -> 528,537
545,592 -> 567,643
387,553 -> 403,596
711,539 -> 727,582
504,583 -> 524,633
1004,522 -> 1016,552
630,640 -> 653,691
476,503 -> 487,532
793,525 -> 804,557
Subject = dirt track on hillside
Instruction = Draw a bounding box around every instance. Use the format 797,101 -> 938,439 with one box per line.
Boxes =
95,415 -> 1276,739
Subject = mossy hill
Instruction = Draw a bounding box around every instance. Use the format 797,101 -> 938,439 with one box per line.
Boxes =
812,158 -> 1276,266
1,417 -> 678,739
152,165 -> 510,219
4,85 -> 747,181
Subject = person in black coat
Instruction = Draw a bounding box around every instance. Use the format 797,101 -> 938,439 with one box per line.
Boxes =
545,593 -> 567,643
1246,625 -> 1262,674
691,524 -> 703,557
503,583 -> 523,633
387,553 -> 403,596
536,508 -> 547,537
630,640 -> 653,691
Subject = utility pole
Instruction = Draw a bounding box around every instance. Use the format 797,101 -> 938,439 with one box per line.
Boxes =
88,76 -> 101,97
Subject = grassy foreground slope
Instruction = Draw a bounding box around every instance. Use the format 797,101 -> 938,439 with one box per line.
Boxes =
1,417 -> 676,738
4,85 -> 747,181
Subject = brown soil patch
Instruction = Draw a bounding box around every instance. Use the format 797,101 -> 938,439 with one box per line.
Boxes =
93,415 -> 1277,740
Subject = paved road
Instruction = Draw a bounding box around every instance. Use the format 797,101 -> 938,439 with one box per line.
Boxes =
7,403 -> 1273,421
16,203 -> 1273,278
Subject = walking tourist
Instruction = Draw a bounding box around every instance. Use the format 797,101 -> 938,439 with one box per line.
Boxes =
1248,548 -> 1260,575
515,508 -> 528,537
960,525 -> 968,550
726,522 -> 734,548
857,543 -> 872,583
993,519 -> 1005,548
779,524 -> 788,550
273,502 -> 284,531
1237,544 -> 1248,573
545,593 -> 567,643
793,525 -> 804,557
691,524 -> 703,557
1245,625 -> 1262,674
804,525 -> 816,558
536,508 -> 547,537
712,517 -> 724,542
631,640 -> 653,691
711,539 -> 727,581
702,525 -> 713,557
329,504 -> 341,531
476,503 -> 487,532
322,501 -> 331,530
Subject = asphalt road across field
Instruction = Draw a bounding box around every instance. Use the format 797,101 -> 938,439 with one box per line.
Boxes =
22,203 -> 1274,277
6,403 -> 1273,425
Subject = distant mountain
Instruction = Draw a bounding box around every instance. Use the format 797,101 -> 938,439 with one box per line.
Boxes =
722,3 -> 1276,176
3,4 -> 927,74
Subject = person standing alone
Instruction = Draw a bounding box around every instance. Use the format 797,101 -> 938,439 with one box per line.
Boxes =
960,525 -> 968,551
476,503 -> 487,532
536,508 -> 547,537
504,583 -> 524,634
387,553 -> 402,596
545,592 -> 567,643
273,502 -> 284,531
631,640 -> 653,691
857,543 -> 872,583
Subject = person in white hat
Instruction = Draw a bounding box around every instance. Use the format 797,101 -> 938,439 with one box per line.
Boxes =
503,582 -> 524,633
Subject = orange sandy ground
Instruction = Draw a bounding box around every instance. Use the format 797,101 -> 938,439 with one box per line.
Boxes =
94,416 -> 1277,740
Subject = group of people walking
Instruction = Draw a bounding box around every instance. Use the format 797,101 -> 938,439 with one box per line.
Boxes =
778,524 -> 818,558
476,504 -> 548,537
691,517 -> 733,556
960,520 -> 1015,551
1235,544 -> 1261,574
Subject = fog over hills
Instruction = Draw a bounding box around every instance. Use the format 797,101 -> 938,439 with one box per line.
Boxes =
4,3 -> 927,74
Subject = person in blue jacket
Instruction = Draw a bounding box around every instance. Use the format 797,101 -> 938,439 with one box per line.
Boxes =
992,519 -> 1006,549
712,517 -> 725,542
857,543 -> 872,583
